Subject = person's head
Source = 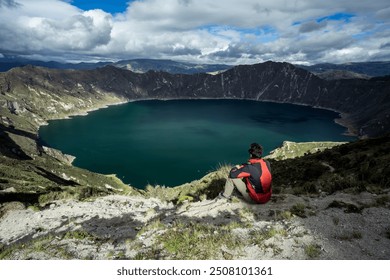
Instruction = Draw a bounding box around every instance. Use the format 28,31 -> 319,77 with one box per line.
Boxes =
248,143 -> 263,158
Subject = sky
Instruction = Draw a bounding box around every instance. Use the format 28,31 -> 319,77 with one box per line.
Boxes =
0,0 -> 389,65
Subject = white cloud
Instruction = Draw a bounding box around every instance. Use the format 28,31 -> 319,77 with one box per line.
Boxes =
0,0 -> 389,64
0,0 -> 112,60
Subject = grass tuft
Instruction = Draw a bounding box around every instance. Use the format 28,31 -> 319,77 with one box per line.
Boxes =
304,243 -> 322,259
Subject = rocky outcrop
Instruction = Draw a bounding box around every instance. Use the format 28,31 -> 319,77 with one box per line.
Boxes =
265,141 -> 346,160
5,101 -> 23,114
42,146 -> 75,165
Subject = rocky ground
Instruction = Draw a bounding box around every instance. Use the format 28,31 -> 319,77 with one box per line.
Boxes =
1,188 -> 389,260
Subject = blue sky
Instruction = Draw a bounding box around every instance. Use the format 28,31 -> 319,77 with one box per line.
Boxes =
70,0 -> 130,14
317,13 -> 355,23
0,0 -> 389,65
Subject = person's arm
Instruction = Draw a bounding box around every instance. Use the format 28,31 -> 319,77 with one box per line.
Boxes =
229,164 -> 251,179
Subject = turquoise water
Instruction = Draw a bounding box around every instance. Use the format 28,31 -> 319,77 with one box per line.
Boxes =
39,99 -> 355,188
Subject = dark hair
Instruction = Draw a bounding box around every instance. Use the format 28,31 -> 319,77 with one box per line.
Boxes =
248,143 -> 263,158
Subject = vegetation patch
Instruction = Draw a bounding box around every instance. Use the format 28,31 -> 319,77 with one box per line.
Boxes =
136,218 -> 166,236
335,231 -> 363,241
63,230 -> 97,241
270,135 -> 390,196
158,222 -> 241,260
304,243 -> 322,259
176,195 -> 194,204
277,210 -> 293,221
144,165 -> 230,203
290,203 -> 308,218
0,234 -> 66,259
250,227 -> 288,245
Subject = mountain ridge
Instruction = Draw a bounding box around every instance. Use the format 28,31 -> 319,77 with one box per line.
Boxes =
2,56 -> 390,78
2,61 -> 389,137
297,61 -> 390,77
0,57 -> 232,74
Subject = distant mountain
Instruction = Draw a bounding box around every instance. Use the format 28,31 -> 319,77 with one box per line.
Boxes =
314,70 -> 371,80
296,61 -> 390,78
0,56 -> 231,74
0,56 -> 109,72
111,59 -> 232,74
3,56 -> 390,79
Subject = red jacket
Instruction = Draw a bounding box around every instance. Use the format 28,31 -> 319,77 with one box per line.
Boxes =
229,158 -> 272,204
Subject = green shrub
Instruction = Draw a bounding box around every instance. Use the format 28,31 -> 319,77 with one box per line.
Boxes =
64,230 -> 96,241
290,203 -> 307,218
158,222 -> 241,260
304,243 -> 321,259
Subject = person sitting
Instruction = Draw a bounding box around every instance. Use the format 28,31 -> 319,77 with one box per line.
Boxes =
218,143 -> 272,204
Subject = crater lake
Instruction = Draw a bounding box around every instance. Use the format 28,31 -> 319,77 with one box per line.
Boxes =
39,99 -> 355,188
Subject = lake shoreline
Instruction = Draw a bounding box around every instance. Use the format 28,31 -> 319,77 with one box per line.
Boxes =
39,97 -> 357,188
